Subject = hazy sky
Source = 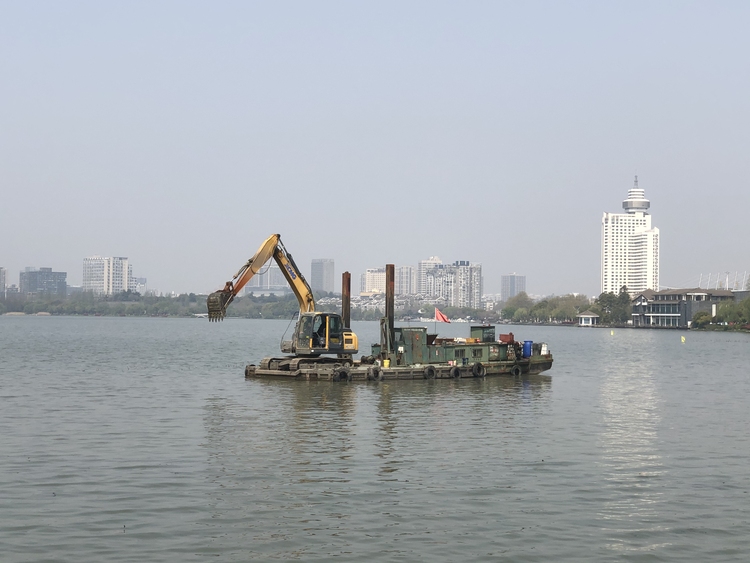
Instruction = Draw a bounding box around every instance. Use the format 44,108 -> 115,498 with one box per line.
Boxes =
2,1 -> 749,297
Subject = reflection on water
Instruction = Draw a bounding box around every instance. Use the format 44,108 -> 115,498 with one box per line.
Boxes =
597,337 -> 666,553
200,376 -> 553,559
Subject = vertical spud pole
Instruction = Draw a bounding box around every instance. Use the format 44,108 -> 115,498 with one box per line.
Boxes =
342,271 -> 351,328
386,264 -> 395,353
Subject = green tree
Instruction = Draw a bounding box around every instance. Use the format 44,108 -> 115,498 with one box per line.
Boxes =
692,310 -> 712,328
512,307 -> 529,322
593,288 -> 631,325
740,297 -> 750,324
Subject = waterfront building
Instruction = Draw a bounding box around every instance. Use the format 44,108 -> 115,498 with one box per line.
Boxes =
601,177 -> 660,296
19,267 -> 67,297
631,288 -> 734,328
417,257 -> 442,295
576,311 -> 600,327
311,259 -> 335,293
82,256 -> 135,295
500,273 -> 526,302
0,267 -> 5,296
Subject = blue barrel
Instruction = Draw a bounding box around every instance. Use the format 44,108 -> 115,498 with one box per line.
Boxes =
522,340 -> 533,358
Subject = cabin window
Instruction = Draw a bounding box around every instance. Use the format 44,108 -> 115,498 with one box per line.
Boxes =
328,315 -> 342,338
454,349 -> 465,359
472,348 -> 483,358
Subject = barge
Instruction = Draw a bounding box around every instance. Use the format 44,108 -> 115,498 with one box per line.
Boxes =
245,264 -> 552,381
245,324 -> 553,381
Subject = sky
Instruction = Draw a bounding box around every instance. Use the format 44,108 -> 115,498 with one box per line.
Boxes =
2,1 -> 749,297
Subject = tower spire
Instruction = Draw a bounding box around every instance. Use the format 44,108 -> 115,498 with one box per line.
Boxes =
622,177 -> 650,213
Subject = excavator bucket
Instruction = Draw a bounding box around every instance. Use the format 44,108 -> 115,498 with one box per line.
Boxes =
206,290 -> 234,322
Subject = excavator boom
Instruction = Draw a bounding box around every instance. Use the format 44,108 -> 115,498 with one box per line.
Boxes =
207,233 -> 359,358
207,234 -> 315,321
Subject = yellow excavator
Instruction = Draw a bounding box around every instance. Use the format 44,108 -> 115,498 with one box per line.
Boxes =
206,234 -> 358,369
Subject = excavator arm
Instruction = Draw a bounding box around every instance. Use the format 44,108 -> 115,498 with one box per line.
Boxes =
206,234 -> 315,321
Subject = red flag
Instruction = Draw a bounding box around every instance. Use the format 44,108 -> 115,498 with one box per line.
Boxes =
435,307 -> 450,323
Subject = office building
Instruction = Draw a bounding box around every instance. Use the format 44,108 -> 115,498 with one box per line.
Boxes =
19,267 -> 68,297
601,177 -> 660,296
0,267 -> 5,296
500,274 -> 526,302
311,259 -> 335,293
82,256 -> 135,295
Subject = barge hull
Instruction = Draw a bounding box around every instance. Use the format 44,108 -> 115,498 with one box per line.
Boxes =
245,355 -> 553,381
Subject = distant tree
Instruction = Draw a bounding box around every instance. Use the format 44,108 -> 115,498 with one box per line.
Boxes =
506,292 -> 534,310
512,307 -> 529,322
716,301 -> 743,324
594,289 -> 631,325
551,302 -> 576,322
501,291 -> 534,320
692,310 -> 712,328
740,297 -> 750,324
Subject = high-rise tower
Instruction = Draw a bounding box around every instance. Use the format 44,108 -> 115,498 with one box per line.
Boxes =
82,256 -> 135,295
500,273 -> 526,302
417,256 -> 442,295
310,259 -> 335,293
601,177 -> 660,296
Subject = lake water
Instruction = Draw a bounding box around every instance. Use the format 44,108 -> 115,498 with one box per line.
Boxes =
1,316 -> 749,562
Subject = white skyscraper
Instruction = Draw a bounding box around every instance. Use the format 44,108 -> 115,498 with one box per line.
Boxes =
601,177 -> 660,296
83,256 -> 135,295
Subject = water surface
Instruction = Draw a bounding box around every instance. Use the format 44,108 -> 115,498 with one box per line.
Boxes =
1,317 -> 749,561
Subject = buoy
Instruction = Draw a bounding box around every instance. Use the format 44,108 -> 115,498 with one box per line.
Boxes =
681,336 -> 686,343
610,330 -> 614,336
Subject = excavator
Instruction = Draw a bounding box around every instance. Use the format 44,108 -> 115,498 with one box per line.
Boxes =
206,234 -> 358,370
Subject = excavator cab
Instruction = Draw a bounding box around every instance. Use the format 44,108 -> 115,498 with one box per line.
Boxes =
292,312 -> 358,356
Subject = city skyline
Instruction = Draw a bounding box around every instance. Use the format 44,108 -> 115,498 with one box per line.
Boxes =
2,3 -> 749,296
2,239 -> 748,298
